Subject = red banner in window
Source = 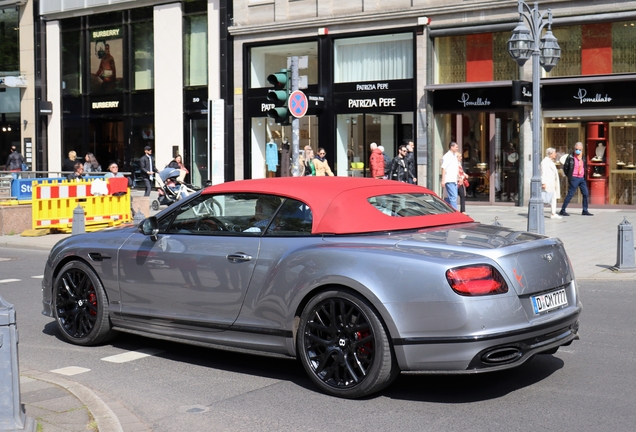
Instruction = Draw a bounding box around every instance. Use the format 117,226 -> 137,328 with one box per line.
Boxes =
466,33 -> 493,82
582,23 -> 612,75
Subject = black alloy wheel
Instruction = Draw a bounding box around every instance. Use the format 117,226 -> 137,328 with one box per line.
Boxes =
297,290 -> 398,398
52,261 -> 114,345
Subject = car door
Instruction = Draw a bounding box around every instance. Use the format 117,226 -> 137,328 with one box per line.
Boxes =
117,193 -> 266,331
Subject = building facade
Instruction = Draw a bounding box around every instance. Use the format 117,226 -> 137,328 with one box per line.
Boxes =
230,0 -> 636,208
24,0 -> 636,207
35,0 -> 230,187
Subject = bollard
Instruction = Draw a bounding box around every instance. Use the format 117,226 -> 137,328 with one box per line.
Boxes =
71,203 -> 85,235
615,217 -> 636,272
133,210 -> 146,226
0,296 -> 36,431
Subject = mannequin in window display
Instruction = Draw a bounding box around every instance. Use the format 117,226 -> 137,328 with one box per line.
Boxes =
591,142 -> 606,162
280,139 -> 291,177
266,141 -> 278,178
503,142 -> 519,201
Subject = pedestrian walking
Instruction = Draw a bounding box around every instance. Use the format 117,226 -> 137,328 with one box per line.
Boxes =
441,141 -> 460,210
378,145 -> 391,179
62,150 -> 77,172
140,145 -> 158,196
541,147 -> 562,219
560,141 -> 593,216
5,145 -> 25,179
83,153 -> 102,173
314,147 -> 334,176
405,140 -> 417,184
369,143 -> 385,179
389,145 -> 409,182
457,153 -> 469,214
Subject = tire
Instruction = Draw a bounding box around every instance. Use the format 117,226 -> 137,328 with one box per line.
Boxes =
297,290 -> 398,398
151,200 -> 160,211
52,261 -> 114,345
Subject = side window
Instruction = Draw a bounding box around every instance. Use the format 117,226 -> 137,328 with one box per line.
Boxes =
159,193 -> 284,235
266,199 -> 313,236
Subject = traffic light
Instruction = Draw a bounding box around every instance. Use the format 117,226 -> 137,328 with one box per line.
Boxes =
266,69 -> 291,124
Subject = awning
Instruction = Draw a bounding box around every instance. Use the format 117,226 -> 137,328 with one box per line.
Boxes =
0,76 -> 27,88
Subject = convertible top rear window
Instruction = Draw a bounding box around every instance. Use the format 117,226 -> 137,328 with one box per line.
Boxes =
368,193 -> 454,217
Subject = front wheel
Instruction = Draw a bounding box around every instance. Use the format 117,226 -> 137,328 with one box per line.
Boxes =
297,290 -> 398,398
52,261 -> 114,345
151,200 -> 160,211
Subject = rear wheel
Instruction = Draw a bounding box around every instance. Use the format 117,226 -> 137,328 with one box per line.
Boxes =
297,290 -> 398,398
151,200 -> 160,211
52,261 -> 114,345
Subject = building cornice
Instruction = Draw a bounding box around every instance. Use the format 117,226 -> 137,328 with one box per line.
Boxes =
229,0 -> 519,36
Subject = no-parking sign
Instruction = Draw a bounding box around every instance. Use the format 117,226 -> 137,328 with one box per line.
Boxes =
289,90 -> 308,118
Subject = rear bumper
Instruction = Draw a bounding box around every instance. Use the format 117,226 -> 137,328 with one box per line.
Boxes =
393,309 -> 580,373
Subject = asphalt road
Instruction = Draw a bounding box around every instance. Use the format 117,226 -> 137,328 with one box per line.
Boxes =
1,247 -> 635,431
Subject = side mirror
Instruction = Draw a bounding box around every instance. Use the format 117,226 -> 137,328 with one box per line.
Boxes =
139,216 -> 159,241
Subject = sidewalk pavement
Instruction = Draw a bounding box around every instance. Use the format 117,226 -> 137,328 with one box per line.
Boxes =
2,203 -> 635,431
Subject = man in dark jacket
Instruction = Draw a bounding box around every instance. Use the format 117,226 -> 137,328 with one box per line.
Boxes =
139,146 -> 157,197
6,145 -> 24,179
389,145 -> 409,182
560,141 -> 593,216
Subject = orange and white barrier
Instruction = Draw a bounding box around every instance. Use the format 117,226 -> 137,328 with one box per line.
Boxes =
32,179 -> 132,232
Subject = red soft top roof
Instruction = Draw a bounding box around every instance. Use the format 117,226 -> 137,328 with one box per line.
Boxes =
201,177 -> 473,234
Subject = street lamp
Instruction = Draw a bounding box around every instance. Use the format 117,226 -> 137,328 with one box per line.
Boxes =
507,0 -> 561,234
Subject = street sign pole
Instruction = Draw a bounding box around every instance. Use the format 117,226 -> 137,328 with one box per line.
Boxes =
290,56 -> 300,177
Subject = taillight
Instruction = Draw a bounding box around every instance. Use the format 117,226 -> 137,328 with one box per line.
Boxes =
446,265 -> 508,296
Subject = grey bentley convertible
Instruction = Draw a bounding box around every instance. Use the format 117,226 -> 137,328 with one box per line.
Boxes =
42,177 -> 581,398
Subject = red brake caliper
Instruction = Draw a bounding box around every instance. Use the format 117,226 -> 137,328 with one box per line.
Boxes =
356,331 -> 372,355
88,292 -> 97,316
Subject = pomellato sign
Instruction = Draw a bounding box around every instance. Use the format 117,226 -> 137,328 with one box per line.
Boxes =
573,88 -> 612,104
457,92 -> 491,107
431,85 -> 514,112
542,79 -> 635,109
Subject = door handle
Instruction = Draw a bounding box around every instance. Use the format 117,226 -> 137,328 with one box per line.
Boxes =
227,253 -> 252,263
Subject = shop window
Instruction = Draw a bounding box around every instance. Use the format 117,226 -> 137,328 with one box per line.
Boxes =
0,6 -> 19,72
334,33 -> 413,83
132,20 -> 154,90
250,42 -> 318,88
61,30 -> 82,96
251,116 -> 319,178
546,21 -> 636,77
612,21 -> 636,74
184,14 -> 208,87
548,26 -> 582,77
436,33 -> 518,84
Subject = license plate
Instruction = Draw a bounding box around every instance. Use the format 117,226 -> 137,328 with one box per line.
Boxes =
531,288 -> 568,315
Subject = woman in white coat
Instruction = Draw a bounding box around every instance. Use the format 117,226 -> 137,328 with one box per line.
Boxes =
541,147 -> 561,219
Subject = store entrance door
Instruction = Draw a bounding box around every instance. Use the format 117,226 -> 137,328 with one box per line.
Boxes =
88,119 -> 124,171
337,113 -> 406,177
449,112 -> 519,203
188,117 -> 208,188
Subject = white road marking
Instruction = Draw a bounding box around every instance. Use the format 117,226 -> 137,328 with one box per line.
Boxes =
101,348 -> 164,363
31,275 -> 44,279
51,366 -> 91,376
0,279 -> 20,284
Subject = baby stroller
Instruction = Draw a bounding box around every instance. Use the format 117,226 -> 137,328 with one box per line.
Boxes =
151,168 -> 197,211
